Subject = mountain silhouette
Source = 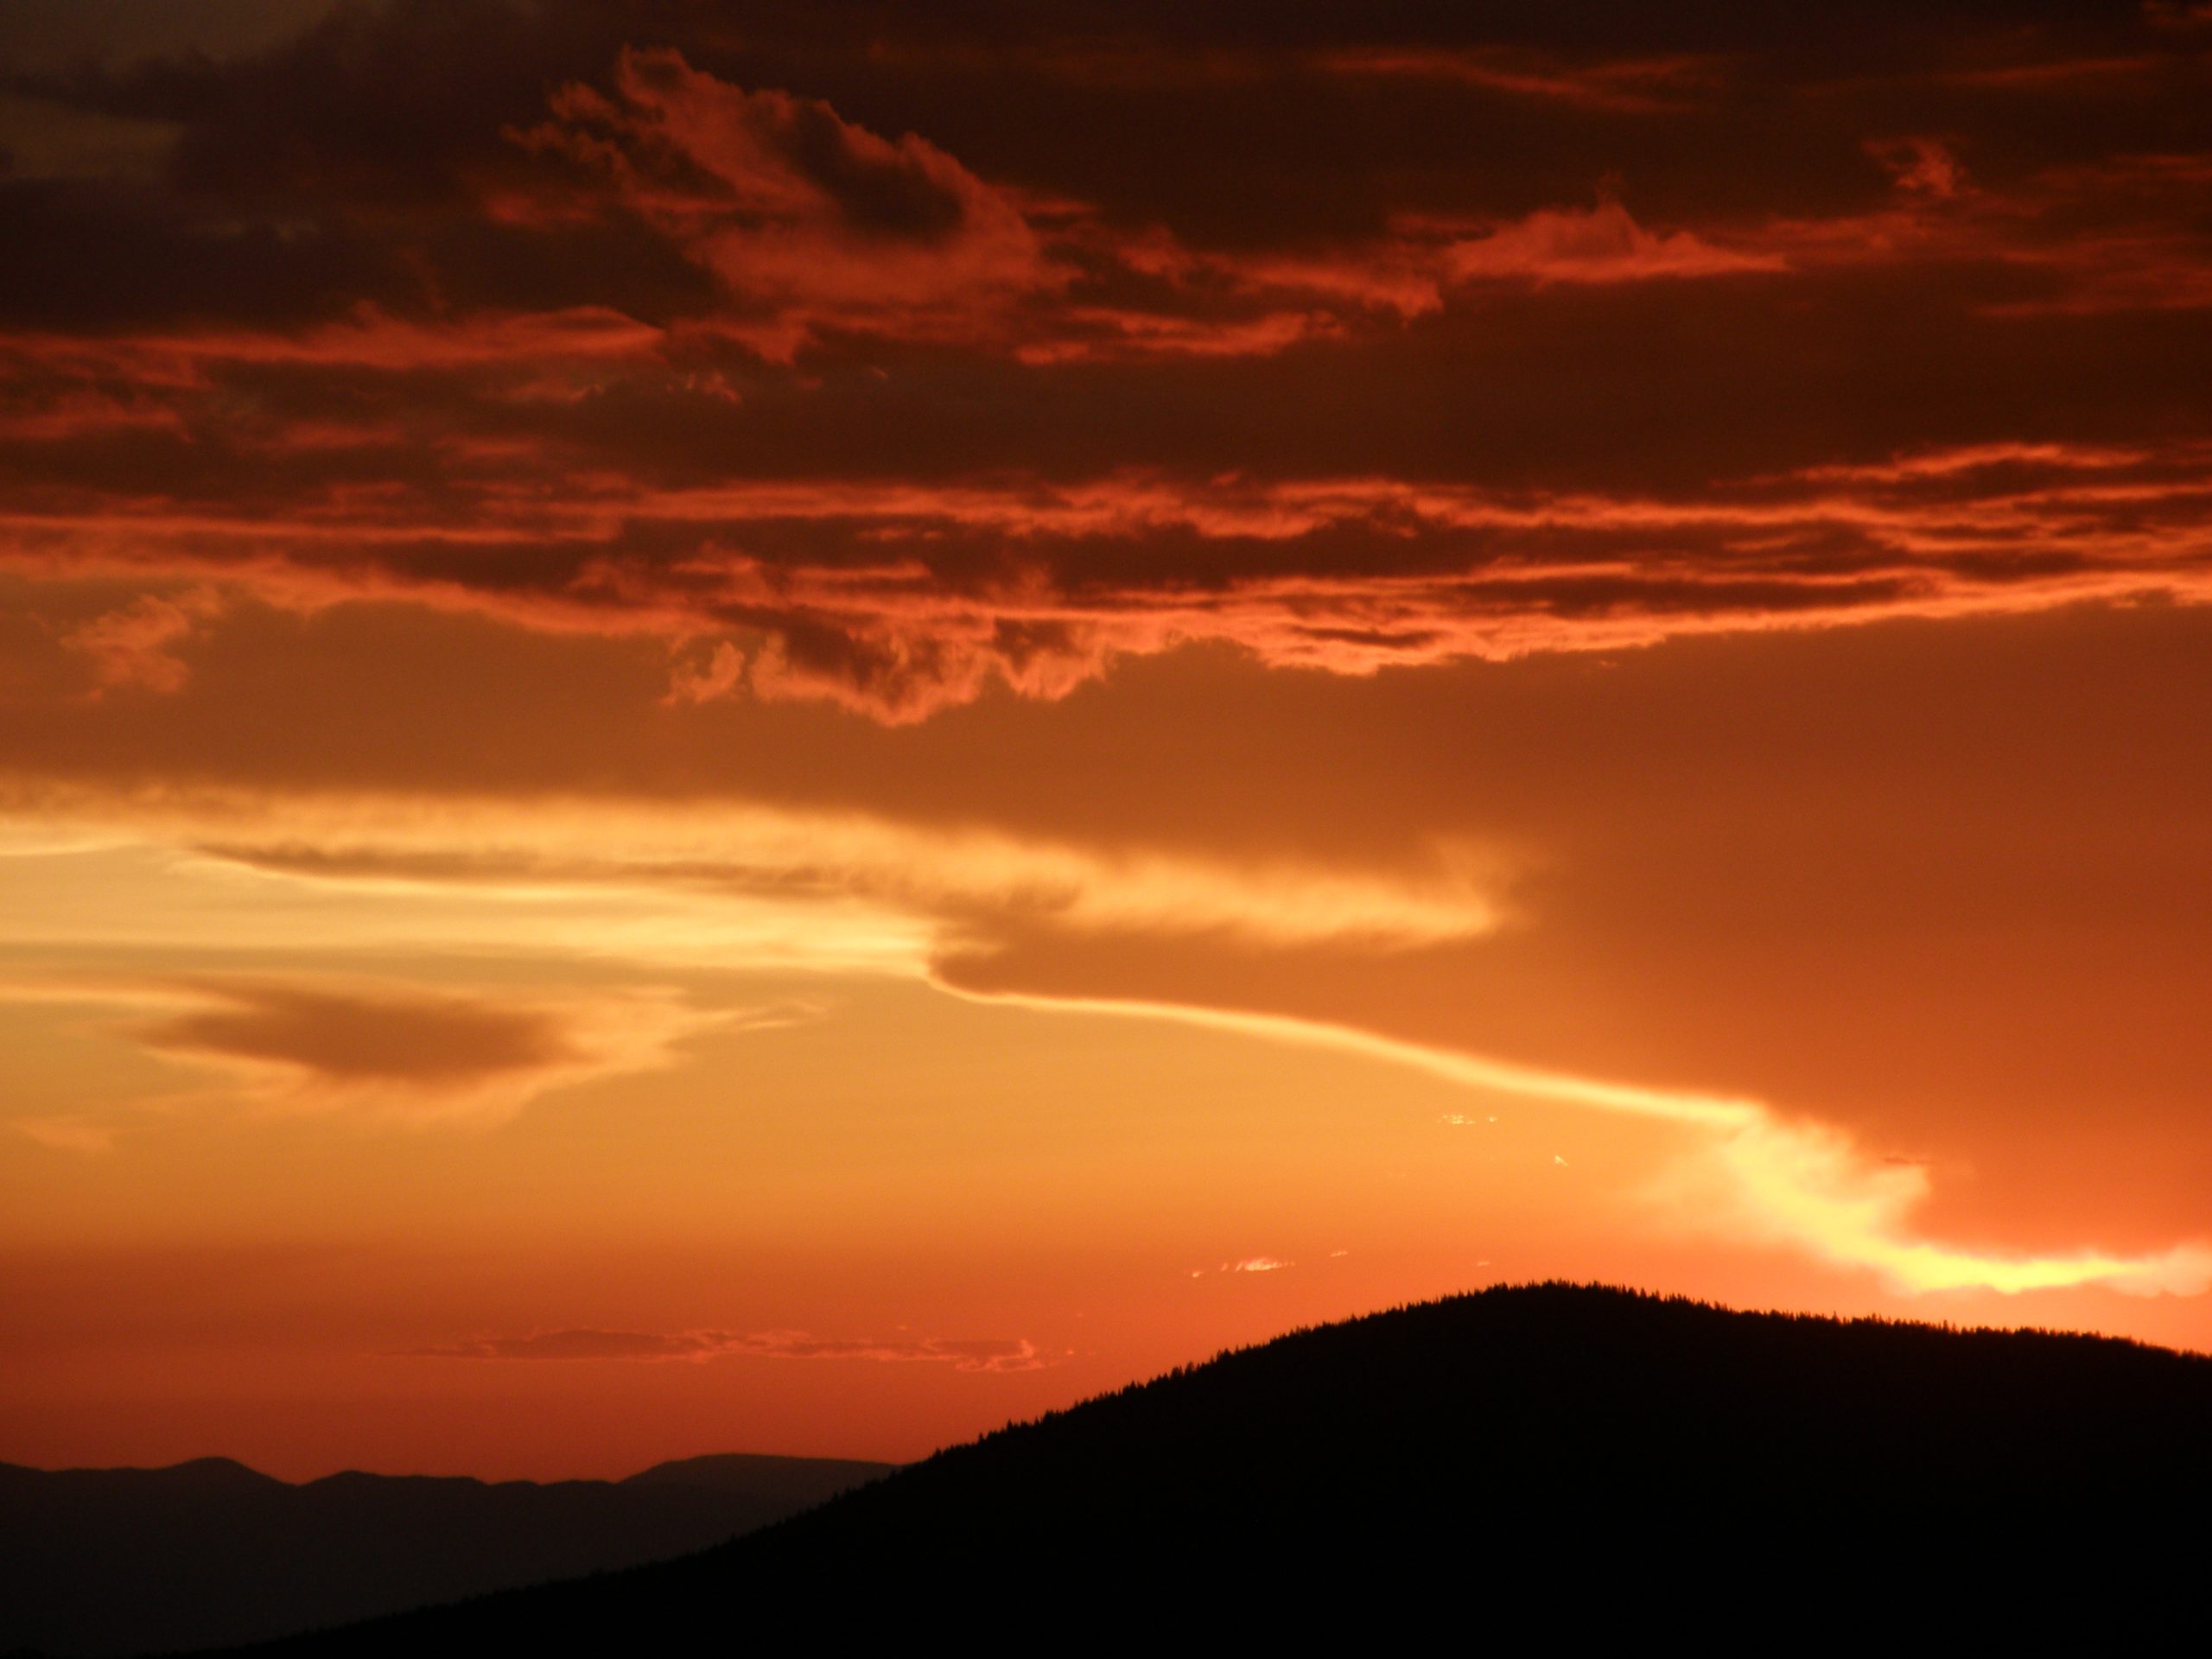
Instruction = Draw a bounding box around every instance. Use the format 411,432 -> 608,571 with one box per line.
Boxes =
0,1452 -> 891,1656
177,1282 -> 2212,1652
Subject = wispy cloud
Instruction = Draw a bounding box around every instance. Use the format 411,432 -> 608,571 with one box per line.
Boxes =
10,435 -> 2210,721
11,1115 -> 117,1155
1314,46 -> 1723,111
1190,1256 -> 1296,1277
0,785 -> 1504,954
410,1327 -> 1052,1371
940,981 -> 2212,1300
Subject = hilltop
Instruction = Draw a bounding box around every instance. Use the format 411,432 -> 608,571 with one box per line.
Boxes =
215,1283 -> 2211,1649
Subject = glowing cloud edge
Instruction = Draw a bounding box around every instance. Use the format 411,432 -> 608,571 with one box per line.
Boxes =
931,980 -> 2212,1299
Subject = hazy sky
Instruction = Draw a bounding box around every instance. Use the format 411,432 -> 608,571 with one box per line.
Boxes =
3,0 -> 2209,1478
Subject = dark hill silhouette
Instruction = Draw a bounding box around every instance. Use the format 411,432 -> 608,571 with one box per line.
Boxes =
200,1283 -> 2210,1651
0,1451 -> 891,1656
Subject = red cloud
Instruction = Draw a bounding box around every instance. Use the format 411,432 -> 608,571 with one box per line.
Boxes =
1316,46 -> 1722,112
486,50 -> 1784,365
1438,199 -> 1783,286
3,23 -> 2211,721
1866,137 -> 1967,202
63,588 -> 222,694
510,48 -> 1064,359
1065,197 -> 1784,344
8,438 -> 2212,721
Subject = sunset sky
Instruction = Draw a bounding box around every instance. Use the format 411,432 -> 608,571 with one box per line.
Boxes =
3,0 -> 2210,1481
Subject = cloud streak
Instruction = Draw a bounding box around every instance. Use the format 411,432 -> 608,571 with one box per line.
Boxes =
8,441 -> 2212,720
1,785 -> 1503,953
412,1326 -> 1051,1371
935,981 -> 2212,1300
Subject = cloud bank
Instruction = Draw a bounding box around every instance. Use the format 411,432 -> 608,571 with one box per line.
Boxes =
2,4 -> 2209,718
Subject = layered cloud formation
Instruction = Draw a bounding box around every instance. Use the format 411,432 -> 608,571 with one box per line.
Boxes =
3,2 -> 2209,718
3,2 -> 2211,1477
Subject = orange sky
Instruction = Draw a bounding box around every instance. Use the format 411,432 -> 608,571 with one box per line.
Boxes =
3,0 -> 2209,1480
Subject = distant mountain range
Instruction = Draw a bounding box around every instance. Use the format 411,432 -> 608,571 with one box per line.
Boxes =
0,1452 -> 892,1656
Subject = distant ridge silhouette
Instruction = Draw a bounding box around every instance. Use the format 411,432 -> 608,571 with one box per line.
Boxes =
196,1283 -> 2209,1651
0,1451 -> 891,1656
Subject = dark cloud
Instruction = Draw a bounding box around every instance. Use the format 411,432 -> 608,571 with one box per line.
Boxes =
0,2 -> 2208,718
137,981 -> 581,1087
